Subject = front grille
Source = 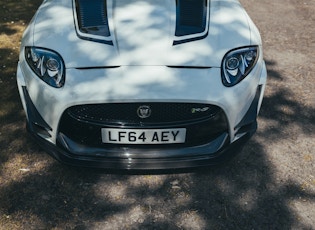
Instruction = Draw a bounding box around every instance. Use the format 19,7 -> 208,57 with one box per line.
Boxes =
67,103 -> 221,125
58,103 -> 228,149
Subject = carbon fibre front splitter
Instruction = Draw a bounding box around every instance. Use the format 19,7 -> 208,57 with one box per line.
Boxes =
27,123 -> 252,170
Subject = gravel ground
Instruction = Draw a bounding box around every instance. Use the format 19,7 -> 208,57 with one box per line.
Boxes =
0,0 -> 314,229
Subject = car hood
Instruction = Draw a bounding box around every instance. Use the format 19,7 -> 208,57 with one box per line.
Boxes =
25,0 -> 255,68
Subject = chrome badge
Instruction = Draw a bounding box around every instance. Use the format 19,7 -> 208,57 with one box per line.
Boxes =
191,107 -> 210,114
137,105 -> 151,119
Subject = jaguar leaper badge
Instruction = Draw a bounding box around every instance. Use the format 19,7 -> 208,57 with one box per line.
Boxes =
137,105 -> 151,119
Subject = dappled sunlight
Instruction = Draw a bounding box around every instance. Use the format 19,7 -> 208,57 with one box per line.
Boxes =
235,188 -> 259,211
175,210 -> 206,229
69,66 -> 181,99
95,181 -> 128,202
0,24 -> 25,49
90,173 -> 199,228
30,0 -> 251,68
96,0 -> 212,66
35,5 -> 74,35
127,174 -> 168,189
0,153 -> 51,186
0,0 -> 314,229
90,205 -> 147,228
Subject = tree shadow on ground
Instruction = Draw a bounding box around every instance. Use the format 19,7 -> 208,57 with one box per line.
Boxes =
0,0 -> 43,175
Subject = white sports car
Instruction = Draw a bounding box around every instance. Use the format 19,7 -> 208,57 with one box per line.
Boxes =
17,0 -> 267,169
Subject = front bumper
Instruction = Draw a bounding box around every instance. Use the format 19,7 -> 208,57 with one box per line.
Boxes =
22,84 -> 259,170
28,123 -> 253,170
17,60 -> 266,170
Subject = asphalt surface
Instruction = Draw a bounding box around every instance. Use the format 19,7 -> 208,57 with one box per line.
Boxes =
0,0 -> 314,229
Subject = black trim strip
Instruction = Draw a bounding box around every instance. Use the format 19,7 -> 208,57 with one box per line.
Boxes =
173,31 -> 209,45
235,85 -> 262,132
22,86 -> 52,139
74,35 -> 113,46
167,65 -> 211,69
75,66 -> 120,70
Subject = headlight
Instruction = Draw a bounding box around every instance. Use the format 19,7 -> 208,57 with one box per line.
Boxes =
221,46 -> 259,87
25,47 -> 65,88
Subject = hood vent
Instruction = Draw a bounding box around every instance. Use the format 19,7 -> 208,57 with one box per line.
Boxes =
174,0 -> 209,45
74,0 -> 112,45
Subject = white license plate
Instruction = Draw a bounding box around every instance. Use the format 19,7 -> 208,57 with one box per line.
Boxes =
101,128 -> 186,144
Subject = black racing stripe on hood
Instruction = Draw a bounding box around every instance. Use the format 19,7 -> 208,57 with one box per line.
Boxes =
75,0 -> 110,37
175,0 -> 207,36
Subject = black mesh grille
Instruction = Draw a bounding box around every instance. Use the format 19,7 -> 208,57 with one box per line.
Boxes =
66,103 -> 220,125
175,0 -> 207,36
58,103 -> 228,149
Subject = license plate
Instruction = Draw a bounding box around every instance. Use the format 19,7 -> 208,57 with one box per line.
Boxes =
101,128 -> 186,144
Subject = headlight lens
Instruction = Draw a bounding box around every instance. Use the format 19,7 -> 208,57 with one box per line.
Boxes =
25,47 -> 65,88
221,46 -> 259,87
